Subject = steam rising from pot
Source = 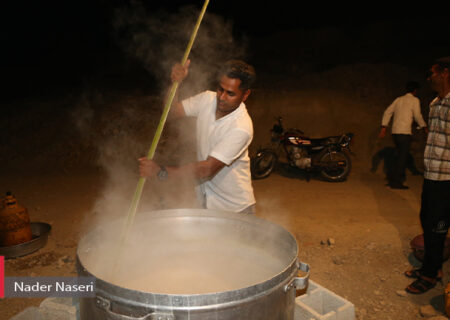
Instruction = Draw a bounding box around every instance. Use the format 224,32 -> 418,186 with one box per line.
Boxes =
71,2 -> 249,234
112,2 -> 248,93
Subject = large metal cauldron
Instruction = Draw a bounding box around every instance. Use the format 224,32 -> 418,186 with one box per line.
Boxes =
77,209 -> 309,320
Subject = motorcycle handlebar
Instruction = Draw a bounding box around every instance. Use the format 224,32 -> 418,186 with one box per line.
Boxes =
339,133 -> 354,146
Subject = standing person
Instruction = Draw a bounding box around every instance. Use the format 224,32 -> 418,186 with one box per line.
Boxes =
139,59 -> 257,214
379,81 -> 428,189
405,57 -> 450,294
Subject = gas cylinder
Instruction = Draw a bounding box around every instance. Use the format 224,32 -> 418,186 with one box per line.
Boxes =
0,192 -> 32,246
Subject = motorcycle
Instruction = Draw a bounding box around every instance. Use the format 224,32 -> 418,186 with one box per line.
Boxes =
251,117 -> 354,182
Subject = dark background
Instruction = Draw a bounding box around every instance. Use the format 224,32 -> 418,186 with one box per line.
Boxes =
2,0 -> 448,102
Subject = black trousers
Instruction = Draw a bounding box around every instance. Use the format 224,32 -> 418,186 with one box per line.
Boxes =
391,134 -> 412,185
420,179 -> 450,278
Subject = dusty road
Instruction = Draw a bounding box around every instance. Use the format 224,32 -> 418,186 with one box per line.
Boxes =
1,160 -> 448,319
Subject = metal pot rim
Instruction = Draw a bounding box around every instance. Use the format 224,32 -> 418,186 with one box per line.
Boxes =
77,209 -> 300,307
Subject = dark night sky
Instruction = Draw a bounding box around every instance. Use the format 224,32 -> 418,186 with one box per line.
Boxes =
1,0 -> 448,100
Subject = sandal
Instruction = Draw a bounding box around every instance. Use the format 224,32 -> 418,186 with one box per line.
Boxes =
404,269 -> 442,281
405,276 -> 437,294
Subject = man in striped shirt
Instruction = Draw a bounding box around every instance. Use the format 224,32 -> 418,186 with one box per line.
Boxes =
405,57 -> 450,294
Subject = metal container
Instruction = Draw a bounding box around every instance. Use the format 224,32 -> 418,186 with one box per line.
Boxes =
77,209 -> 309,320
0,222 -> 51,258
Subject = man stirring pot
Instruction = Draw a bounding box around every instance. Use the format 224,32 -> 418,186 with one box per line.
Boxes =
139,59 -> 256,214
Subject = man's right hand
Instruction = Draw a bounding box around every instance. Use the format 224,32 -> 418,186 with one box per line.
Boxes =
171,59 -> 190,83
378,127 -> 387,139
138,158 -> 160,178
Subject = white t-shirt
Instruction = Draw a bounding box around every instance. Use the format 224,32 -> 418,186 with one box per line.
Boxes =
381,93 -> 427,134
182,90 -> 255,212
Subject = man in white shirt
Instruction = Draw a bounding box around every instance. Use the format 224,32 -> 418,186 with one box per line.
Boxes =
139,59 -> 256,213
379,81 -> 428,189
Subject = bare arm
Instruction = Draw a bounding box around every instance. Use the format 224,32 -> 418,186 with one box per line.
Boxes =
169,156 -> 225,181
167,60 -> 190,120
139,156 -> 226,182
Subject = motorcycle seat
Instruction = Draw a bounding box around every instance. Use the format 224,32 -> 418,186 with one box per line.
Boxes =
309,136 -> 341,146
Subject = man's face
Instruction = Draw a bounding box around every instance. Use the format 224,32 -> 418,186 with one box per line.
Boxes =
428,64 -> 446,92
216,75 -> 250,115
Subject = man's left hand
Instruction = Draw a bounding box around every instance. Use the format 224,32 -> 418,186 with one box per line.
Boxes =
378,127 -> 387,139
139,158 -> 160,178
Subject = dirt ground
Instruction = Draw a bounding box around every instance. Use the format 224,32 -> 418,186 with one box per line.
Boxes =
1,153 -> 449,319
0,61 -> 447,320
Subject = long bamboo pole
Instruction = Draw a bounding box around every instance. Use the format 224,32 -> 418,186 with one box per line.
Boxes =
116,0 -> 210,260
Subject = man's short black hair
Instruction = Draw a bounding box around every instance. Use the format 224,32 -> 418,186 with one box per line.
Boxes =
406,81 -> 420,93
434,57 -> 450,72
219,60 -> 256,90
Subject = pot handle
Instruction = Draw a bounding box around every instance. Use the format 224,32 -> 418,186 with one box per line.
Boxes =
96,296 -> 175,320
284,260 -> 310,293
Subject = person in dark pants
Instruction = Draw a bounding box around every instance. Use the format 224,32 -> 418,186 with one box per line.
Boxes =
371,146 -> 422,179
379,81 -> 427,189
405,57 -> 450,294
392,134 -> 412,185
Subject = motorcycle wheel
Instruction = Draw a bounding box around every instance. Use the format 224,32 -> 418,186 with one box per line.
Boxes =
319,150 -> 351,182
251,150 -> 277,179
